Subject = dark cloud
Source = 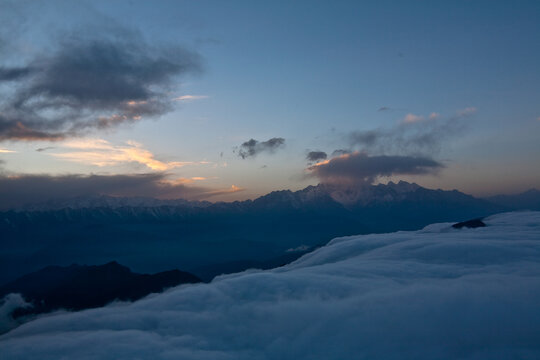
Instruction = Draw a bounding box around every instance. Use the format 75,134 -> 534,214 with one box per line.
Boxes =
306,151 -> 327,162
238,137 -> 285,159
35,146 -> 55,152
331,149 -> 351,157
378,106 -> 391,112
0,67 -> 32,81
308,152 -> 443,185
0,173 -> 241,209
0,115 -> 66,141
0,27 -> 201,141
306,151 -> 328,161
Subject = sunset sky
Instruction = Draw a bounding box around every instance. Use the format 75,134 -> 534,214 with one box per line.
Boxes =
0,0 -> 539,202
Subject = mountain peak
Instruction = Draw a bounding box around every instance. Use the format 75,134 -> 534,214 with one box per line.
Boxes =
386,180 -> 421,193
314,181 -> 423,206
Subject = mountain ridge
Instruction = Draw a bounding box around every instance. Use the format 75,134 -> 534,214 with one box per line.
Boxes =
0,181 -> 509,285
5,180 -> 510,212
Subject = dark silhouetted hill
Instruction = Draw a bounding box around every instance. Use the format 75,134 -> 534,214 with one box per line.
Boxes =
452,218 -> 486,229
0,261 -> 201,318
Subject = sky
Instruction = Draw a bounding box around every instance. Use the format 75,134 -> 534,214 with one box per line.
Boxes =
0,0 -> 539,202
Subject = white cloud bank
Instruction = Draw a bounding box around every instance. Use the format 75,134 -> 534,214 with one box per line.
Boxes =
1,211 -> 540,359
0,294 -> 31,334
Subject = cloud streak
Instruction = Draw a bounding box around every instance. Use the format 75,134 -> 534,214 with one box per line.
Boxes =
347,107 -> 477,156
173,95 -> 209,101
237,137 -> 285,159
50,139 -> 209,171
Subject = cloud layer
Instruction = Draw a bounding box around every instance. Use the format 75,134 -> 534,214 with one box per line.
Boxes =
308,151 -> 443,185
237,137 -> 285,159
0,27 -> 201,141
306,107 -> 477,186
1,211 -> 540,359
0,173 -> 241,209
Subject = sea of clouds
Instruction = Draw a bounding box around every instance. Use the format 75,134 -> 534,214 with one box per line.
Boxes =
1,211 -> 540,359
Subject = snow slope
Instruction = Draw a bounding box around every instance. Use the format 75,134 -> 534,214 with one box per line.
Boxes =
1,211 -> 540,359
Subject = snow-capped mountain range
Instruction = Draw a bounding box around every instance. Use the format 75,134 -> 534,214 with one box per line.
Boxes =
0,181 -> 536,286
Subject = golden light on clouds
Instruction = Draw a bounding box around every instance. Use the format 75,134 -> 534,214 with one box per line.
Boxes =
229,185 -> 241,192
173,95 -> 209,101
402,113 -> 425,124
162,177 -> 210,185
51,139 -> 210,171
429,112 -> 440,120
0,148 -> 16,153
126,100 -> 148,106
159,178 -> 244,198
309,152 -> 355,168
200,184 -> 244,197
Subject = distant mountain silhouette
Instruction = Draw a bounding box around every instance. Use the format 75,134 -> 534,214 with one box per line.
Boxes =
0,182 -> 506,285
0,261 -> 201,318
486,189 -> 540,211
